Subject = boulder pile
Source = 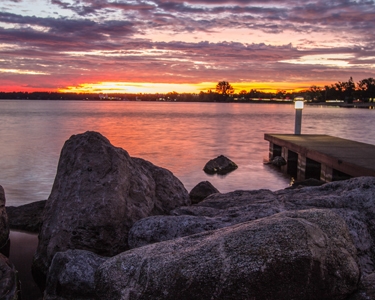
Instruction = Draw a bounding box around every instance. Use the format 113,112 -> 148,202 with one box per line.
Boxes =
3,130 -> 374,299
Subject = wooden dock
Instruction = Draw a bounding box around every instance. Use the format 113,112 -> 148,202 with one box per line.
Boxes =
264,134 -> 375,182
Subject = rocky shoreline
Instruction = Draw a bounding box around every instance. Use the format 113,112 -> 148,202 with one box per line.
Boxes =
1,131 -> 375,299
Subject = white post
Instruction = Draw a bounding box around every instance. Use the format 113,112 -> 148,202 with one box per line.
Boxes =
294,99 -> 304,135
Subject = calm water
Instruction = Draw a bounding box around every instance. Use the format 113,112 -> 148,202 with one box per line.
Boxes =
1,100 -> 375,299
1,100 -> 375,206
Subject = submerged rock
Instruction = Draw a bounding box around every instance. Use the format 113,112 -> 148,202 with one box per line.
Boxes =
32,131 -> 190,287
97,209 -> 359,300
203,155 -> 238,175
189,181 -> 219,204
271,156 -> 286,166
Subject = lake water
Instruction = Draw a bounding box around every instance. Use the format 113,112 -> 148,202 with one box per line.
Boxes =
2,100 -> 374,207
1,100 -> 375,299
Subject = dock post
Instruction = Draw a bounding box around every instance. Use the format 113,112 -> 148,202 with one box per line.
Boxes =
294,99 -> 304,134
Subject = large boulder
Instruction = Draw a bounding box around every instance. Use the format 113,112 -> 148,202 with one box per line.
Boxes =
32,131 -> 190,287
189,181 -> 219,204
6,200 -> 46,233
128,177 -> 375,299
203,155 -> 238,175
97,209 -> 359,300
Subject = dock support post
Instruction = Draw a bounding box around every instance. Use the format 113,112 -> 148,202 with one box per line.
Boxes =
297,154 -> 306,180
320,164 -> 333,182
295,109 -> 302,135
294,99 -> 304,135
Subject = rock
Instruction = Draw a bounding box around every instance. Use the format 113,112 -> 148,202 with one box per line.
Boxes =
6,200 -> 46,233
0,253 -> 20,300
189,181 -> 219,204
203,155 -> 238,175
271,156 -> 286,166
277,177 -> 375,279
126,177 -> 375,298
96,209 -> 359,300
0,186 -> 9,251
287,178 -> 326,189
32,131 -> 190,287
128,215 -> 222,249
44,250 -> 107,300
0,187 -> 18,299
129,189 -> 281,248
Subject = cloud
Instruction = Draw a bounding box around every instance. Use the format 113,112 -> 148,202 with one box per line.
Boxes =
1,0 -> 375,92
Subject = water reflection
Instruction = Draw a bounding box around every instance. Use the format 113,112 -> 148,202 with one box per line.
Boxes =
8,231 -> 41,300
1,101 -> 375,206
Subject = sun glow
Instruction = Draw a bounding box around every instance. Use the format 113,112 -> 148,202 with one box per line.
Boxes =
58,82 -> 212,94
57,81 -> 317,94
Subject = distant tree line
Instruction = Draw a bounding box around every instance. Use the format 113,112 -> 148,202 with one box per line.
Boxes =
1,77 -> 374,103
305,77 -> 375,103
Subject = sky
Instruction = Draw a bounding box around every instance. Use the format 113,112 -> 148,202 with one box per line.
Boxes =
1,0 -> 375,94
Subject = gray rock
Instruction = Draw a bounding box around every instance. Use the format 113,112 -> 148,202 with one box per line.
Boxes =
127,177 -> 375,298
0,253 -> 19,300
96,209 -> 359,300
287,178 -> 326,189
189,181 -> 219,204
203,155 -> 238,175
128,215 -> 221,249
271,156 -> 286,166
6,200 -> 46,233
0,186 -> 9,250
129,189 -> 281,248
277,177 -> 375,279
44,250 -> 107,300
32,131 -> 190,287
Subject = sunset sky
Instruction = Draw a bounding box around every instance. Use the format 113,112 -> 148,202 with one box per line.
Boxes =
1,0 -> 375,93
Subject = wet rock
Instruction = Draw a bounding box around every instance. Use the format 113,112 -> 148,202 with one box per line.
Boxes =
44,250 -> 107,300
96,209 -> 359,300
32,131 -> 190,287
6,200 -> 46,233
189,181 -> 219,204
203,155 -> 238,175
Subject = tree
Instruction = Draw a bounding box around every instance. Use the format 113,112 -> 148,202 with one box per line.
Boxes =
308,85 -> 323,102
357,78 -> 375,101
215,81 -> 234,96
276,90 -> 286,99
